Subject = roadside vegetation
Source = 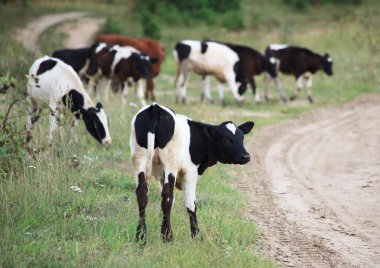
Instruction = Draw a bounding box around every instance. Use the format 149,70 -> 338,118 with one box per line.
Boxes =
0,0 -> 379,266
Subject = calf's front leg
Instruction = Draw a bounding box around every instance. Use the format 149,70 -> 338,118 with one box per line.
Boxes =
183,176 -> 200,238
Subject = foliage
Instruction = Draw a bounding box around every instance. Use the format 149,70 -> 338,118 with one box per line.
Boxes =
283,0 -> 362,10
222,11 -> 245,31
102,17 -> 124,35
0,75 -> 28,179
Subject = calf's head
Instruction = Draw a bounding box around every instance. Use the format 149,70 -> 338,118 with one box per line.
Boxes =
322,53 -> 333,76
209,121 -> 254,165
132,53 -> 158,79
63,90 -> 112,145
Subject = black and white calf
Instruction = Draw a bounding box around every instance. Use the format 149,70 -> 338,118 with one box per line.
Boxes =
27,56 -> 112,145
264,44 -> 333,103
173,40 -> 244,106
211,41 -> 280,103
130,103 -> 254,242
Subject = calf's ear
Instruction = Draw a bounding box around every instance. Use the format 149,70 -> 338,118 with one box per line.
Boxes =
238,121 -> 254,135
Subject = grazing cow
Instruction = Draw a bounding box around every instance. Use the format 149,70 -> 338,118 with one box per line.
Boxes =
264,44 -> 333,103
95,34 -> 165,101
174,40 -> 244,106
27,56 -> 112,145
130,103 -> 254,242
87,44 -> 156,106
206,40 -> 281,103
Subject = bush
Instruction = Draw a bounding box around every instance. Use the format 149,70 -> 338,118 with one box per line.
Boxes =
0,75 -> 28,179
222,11 -> 245,31
140,10 -> 162,40
102,17 -> 124,35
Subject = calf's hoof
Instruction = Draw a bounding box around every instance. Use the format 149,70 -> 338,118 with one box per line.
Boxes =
161,228 -> 173,242
236,99 -> 244,107
281,96 -> 288,103
220,99 -> 226,107
289,94 -> 297,101
136,222 -> 147,243
308,96 -> 314,104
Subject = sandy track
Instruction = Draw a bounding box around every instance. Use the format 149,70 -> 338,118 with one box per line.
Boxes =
14,12 -> 104,55
238,95 -> 380,267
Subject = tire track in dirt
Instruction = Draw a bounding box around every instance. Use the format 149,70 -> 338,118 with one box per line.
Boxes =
237,95 -> 380,267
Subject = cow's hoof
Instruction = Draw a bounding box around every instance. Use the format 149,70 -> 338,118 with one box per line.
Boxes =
181,97 -> 186,104
161,230 -> 173,242
308,96 -> 314,104
281,96 -> 288,103
265,95 -> 269,102
220,99 -> 226,107
236,99 -> 244,107
289,95 -> 297,101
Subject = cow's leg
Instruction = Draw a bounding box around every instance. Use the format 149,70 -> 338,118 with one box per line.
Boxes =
290,75 -> 303,101
103,79 -> 112,104
161,172 -> 175,242
263,73 -> 271,102
248,77 -> 260,103
201,76 -> 213,103
26,98 -> 41,143
120,81 -> 128,107
135,171 -> 148,242
175,61 -> 189,104
183,175 -> 200,238
136,80 -> 147,107
48,103 -> 59,144
305,74 -> 314,103
217,82 -> 226,107
146,76 -> 155,101
226,74 -> 243,106
274,77 -> 287,103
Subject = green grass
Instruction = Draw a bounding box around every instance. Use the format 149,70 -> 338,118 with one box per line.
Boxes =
1,0 -> 380,267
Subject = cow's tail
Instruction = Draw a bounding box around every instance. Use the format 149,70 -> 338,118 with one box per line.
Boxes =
145,109 -> 156,179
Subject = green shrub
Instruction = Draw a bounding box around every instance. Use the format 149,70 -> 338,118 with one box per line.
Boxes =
102,17 -> 124,35
222,11 -> 245,31
140,10 -> 162,40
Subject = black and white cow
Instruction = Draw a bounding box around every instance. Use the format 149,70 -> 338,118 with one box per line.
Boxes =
130,103 -> 254,242
264,44 -> 333,103
173,40 -> 244,106
209,41 -> 280,103
52,44 -> 100,81
27,56 -> 112,145
87,43 -> 156,106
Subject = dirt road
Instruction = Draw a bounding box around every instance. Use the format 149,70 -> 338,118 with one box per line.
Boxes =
14,12 -> 104,55
238,95 -> 380,267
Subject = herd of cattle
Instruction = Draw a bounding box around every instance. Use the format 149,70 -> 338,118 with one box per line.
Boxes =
25,34 -> 333,241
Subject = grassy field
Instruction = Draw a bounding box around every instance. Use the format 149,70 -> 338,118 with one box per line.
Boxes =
1,0 -> 379,267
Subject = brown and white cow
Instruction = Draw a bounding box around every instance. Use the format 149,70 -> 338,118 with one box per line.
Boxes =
95,34 -> 165,101
130,103 -> 254,242
264,44 -> 333,103
87,43 -> 156,106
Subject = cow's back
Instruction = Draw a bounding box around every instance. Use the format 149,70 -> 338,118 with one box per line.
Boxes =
96,34 -> 165,77
28,56 -> 83,103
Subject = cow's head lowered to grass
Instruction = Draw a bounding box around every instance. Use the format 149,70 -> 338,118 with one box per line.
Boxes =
130,103 -> 254,243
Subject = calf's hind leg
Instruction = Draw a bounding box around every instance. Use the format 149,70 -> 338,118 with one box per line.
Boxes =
161,172 -> 176,242
135,171 -> 148,242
